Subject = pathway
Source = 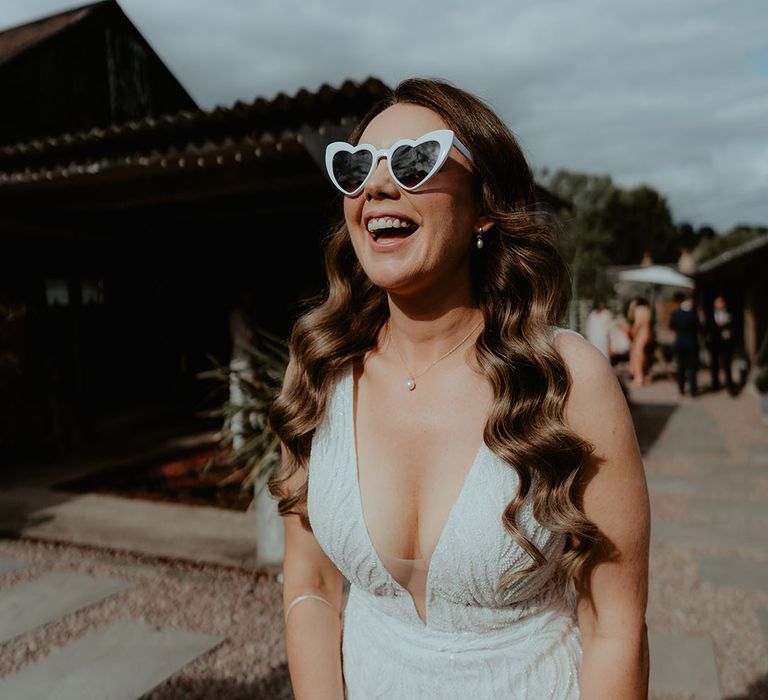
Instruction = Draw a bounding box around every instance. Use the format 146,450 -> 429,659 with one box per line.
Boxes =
634,375 -> 768,699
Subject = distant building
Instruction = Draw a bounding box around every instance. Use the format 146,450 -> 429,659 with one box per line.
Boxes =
693,233 -> 768,368
0,0 -> 197,143
0,1 -> 391,458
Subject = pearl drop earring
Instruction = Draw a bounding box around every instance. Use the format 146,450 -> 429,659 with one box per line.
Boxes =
476,227 -> 484,249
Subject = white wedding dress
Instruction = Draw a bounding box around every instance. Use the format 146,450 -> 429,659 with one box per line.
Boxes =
307,327 -> 583,699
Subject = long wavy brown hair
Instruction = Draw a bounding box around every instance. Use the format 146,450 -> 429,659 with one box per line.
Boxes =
268,77 -> 599,594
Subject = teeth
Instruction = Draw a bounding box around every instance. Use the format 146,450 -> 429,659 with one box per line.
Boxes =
366,216 -> 415,233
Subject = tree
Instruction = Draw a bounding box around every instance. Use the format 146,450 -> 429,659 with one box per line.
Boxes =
543,169 -> 686,268
542,170 -> 616,301
599,185 -> 679,265
544,169 -> 615,212
677,222 -> 718,253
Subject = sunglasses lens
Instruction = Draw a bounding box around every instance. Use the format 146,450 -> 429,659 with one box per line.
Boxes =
332,150 -> 373,194
390,140 -> 441,188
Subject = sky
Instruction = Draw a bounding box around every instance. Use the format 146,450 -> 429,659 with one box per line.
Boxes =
2,0 -> 766,232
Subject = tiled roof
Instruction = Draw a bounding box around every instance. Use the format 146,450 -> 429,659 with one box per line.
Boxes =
0,77 -> 390,188
695,233 -> 768,274
0,1 -> 103,68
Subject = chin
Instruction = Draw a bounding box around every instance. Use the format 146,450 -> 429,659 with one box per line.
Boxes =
365,269 -> 412,293
361,260 -> 417,292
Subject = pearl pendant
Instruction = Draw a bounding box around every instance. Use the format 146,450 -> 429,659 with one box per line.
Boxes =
405,378 -> 416,391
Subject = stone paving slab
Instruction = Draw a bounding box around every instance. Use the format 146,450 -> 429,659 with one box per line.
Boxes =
692,461 -> 768,477
647,405 -> 728,458
647,475 -> 758,500
698,555 -> 768,592
652,518 -> 766,550
0,572 -> 131,643
0,619 -> 224,700
0,487 -> 258,570
687,499 -> 768,521
649,630 -> 722,699
659,437 -> 729,457
0,556 -> 31,575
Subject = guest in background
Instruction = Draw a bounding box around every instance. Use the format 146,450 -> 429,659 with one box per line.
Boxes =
608,311 -> 632,368
628,297 -> 654,388
585,300 -> 613,359
669,291 -> 700,397
706,295 -> 734,394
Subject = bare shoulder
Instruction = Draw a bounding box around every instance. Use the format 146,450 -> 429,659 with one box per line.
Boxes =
552,329 -> 621,404
552,327 -> 648,543
551,328 -> 642,485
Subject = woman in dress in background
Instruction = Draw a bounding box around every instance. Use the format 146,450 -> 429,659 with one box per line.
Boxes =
269,78 -> 650,699
628,296 -> 654,388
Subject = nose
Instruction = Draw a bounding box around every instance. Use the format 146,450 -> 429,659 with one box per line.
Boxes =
363,155 -> 399,200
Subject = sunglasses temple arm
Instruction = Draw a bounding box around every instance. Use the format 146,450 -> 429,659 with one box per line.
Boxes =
452,137 -> 474,165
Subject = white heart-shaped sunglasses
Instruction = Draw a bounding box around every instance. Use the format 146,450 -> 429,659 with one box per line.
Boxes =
324,129 -> 474,197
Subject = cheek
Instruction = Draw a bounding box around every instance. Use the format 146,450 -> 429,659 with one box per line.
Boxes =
343,197 -> 363,229
428,196 -> 476,251
342,198 -> 367,259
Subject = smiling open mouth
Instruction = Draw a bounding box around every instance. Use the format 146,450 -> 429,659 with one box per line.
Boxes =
366,216 -> 419,242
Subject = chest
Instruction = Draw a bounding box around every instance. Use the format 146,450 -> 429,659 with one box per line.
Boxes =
306,366 -> 566,627
353,363 -> 492,561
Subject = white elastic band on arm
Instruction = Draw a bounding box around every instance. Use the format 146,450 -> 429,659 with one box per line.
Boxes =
285,594 -> 337,622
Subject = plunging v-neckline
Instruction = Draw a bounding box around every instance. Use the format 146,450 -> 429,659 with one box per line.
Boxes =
346,365 -> 485,628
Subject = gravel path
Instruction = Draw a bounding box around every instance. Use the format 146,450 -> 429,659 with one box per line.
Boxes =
0,538 -> 291,699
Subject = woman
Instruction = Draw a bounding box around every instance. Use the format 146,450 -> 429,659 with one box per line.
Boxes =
607,309 -> 632,368
584,300 -> 613,359
269,78 -> 650,699
628,297 -> 654,388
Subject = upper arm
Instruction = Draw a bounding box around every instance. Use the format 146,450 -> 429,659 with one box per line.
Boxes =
277,358 -> 346,609
554,332 -> 651,641
280,460 -> 346,611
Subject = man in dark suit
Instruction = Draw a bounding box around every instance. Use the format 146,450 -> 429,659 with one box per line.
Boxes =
706,295 -> 735,393
669,291 -> 700,396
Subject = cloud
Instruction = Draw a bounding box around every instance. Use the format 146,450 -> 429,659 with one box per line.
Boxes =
1,0 -> 766,229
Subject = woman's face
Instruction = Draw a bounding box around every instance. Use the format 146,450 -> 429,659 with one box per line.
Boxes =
343,103 -> 483,298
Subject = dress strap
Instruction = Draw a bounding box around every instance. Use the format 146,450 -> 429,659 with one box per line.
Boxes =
550,325 -> 583,340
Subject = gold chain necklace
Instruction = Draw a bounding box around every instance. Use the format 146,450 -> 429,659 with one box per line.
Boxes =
387,318 -> 483,391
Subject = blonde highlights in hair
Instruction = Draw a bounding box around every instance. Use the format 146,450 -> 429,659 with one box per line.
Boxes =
269,78 -> 598,594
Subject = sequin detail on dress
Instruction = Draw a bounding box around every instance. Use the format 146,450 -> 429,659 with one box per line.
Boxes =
307,326 -> 584,699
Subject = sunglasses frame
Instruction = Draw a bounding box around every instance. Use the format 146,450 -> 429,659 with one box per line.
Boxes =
324,129 -> 474,197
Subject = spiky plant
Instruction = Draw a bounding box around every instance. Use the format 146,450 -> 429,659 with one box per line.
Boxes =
196,325 -> 288,505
